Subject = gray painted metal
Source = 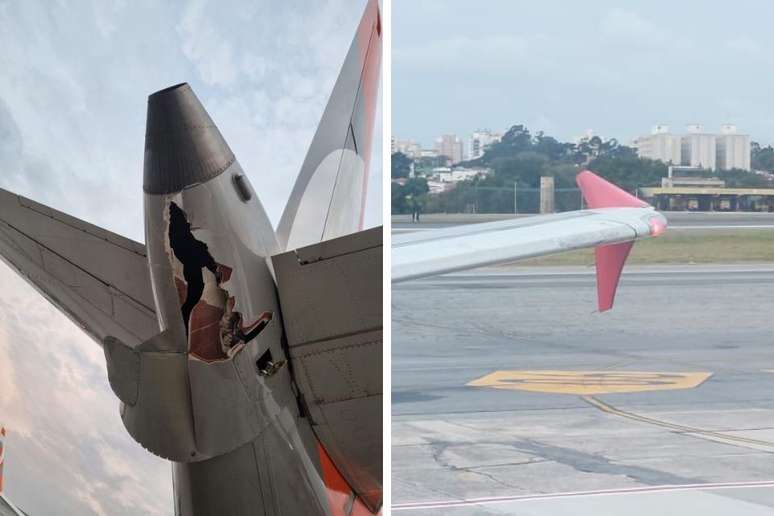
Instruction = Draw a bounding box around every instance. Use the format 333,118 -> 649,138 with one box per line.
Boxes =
392,207 -> 666,282
276,0 -> 381,251
0,495 -> 24,516
103,331 -> 198,462
144,83 -> 235,195
273,226 -> 383,511
0,188 -> 157,346
173,422 -> 329,516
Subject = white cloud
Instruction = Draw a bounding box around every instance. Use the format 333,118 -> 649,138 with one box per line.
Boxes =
395,34 -> 531,71
600,8 -> 666,45
726,35 -> 762,56
599,8 -> 693,54
0,264 -> 172,515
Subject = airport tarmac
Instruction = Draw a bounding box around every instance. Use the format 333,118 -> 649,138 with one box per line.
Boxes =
392,265 -> 774,514
392,212 -> 774,232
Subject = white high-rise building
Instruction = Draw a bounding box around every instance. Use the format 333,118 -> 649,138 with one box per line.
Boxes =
467,130 -> 502,160
435,134 -> 464,164
634,124 -> 751,171
633,125 -> 682,164
716,124 -> 751,171
681,125 -> 716,170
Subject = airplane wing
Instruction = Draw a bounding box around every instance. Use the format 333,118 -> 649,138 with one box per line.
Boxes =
276,0 -> 382,251
392,171 -> 668,311
0,188 -> 157,347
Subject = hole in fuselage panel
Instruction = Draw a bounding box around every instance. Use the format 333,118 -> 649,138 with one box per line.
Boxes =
168,201 -> 219,335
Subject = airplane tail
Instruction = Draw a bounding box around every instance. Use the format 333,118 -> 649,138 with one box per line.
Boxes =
277,0 -> 382,251
576,170 -> 667,312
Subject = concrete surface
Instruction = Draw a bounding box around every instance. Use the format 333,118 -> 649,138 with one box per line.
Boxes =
392,265 -> 774,514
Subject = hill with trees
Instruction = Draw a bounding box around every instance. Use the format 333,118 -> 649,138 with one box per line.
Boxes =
392,124 -> 774,214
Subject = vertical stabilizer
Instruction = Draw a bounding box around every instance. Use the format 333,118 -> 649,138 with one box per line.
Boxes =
277,0 -> 382,250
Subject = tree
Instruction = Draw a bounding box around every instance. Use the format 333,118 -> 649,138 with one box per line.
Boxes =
752,142 -> 774,172
587,154 -> 667,193
391,152 -> 412,179
391,178 -> 429,214
718,168 -> 773,187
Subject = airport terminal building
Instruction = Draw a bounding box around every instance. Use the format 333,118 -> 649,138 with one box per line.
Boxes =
640,167 -> 774,211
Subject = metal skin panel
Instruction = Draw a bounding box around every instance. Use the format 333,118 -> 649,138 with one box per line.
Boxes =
277,0 -> 381,251
138,82 -> 380,514
0,188 -> 157,346
143,166 -> 294,460
392,207 -> 667,283
277,228 -> 381,346
273,227 -> 383,511
173,426 -> 328,516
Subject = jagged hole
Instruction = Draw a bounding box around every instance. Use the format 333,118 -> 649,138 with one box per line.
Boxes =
168,201 -> 219,334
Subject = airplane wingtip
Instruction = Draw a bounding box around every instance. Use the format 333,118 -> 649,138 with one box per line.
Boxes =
595,242 -> 634,313
577,170 -> 648,209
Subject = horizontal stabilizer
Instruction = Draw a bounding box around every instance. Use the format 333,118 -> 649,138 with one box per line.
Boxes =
576,170 -> 652,311
0,188 -> 158,347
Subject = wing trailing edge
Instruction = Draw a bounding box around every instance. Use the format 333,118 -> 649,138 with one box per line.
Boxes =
393,171 -> 668,312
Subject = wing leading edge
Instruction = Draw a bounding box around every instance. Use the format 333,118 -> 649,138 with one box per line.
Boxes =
392,171 -> 668,311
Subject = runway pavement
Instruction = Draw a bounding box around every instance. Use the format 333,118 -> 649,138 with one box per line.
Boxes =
392,265 -> 774,514
392,212 -> 774,233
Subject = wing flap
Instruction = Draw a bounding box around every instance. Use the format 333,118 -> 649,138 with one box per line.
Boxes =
0,188 -> 157,346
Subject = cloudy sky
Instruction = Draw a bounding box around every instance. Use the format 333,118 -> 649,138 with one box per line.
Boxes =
393,0 -> 774,147
0,0 -> 379,514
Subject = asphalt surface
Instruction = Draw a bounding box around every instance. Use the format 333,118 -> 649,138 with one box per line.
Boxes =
392,265 -> 774,514
392,212 -> 774,232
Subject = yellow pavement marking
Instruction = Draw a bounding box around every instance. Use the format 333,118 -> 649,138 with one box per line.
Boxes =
467,370 -> 713,395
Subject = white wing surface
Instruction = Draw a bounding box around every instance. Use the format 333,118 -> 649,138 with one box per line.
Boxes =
392,171 -> 668,311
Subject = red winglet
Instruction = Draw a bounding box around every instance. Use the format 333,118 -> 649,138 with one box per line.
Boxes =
576,170 -> 645,312
576,170 -> 648,209
595,242 -> 633,312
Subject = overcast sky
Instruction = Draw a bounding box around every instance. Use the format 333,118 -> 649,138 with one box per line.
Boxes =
0,0 -> 379,514
393,0 -> 774,147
